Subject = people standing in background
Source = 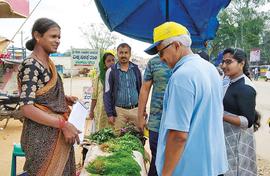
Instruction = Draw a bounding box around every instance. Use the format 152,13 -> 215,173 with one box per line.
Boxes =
138,56 -> 171,176
104,43 -> 142,135
89,52 -> 115,131
144,21 -> 228,176
221,48 -> 260,176
18,18 -> 79,175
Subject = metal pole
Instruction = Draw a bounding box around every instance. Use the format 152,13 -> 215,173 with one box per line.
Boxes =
21,31 -> 23,49
166,0 -> 169,21
9,0 -> 43,44
70,47 -> 74,96
70,69 -> 72,95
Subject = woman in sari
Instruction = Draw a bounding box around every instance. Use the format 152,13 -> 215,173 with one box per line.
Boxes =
18,18 -> 80,176
89,52 -> 115,131
221,48 -> 260,176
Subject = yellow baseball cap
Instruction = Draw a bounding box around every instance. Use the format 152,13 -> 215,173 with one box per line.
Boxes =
144,21 -> 190,55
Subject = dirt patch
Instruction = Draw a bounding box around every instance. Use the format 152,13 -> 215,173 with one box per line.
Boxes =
0,119 -> 85,175
258,156 -> 270,176
0,119 -> 24,175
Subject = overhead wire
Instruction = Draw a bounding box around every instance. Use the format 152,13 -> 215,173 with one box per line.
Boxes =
9,0 -> 43,47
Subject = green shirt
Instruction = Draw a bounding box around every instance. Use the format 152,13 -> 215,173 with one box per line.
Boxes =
144,56 -> 171,132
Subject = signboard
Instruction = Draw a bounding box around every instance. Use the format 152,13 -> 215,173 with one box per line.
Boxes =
71,48 -> 100,67
82,86 -> 92,109
250,48 -> 260,62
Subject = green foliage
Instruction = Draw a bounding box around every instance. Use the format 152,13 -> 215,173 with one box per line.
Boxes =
260,31 -> 270,63
120,123 -> 146,145
86,152 -> 141,176
86,130 -> 145,175
102,134 -> 145,157
88,128 -> 116,144
211,0 -> 270,61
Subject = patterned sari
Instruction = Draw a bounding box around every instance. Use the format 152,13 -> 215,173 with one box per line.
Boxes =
91,75 -> 111,131
18,57 -> 75,176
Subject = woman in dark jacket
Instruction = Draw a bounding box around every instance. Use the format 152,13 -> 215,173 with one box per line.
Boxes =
221,48 -> 260,176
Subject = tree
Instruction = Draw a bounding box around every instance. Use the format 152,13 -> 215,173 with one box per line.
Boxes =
211,0 -> 270,61
260,30 -> 270,64
80,23 -> 119,51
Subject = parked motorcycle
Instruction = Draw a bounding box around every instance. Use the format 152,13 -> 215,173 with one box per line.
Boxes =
0,93 -> 23,129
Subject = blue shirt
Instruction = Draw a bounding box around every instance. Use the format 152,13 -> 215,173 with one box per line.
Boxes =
144,56 -> 171,132
115,62 -> 139,107
156,54 -> 228,176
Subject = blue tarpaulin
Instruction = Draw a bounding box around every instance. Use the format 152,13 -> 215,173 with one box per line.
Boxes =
94,0 -> 231,48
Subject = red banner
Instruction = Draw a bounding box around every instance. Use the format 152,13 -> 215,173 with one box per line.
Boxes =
0,52 -> 11,59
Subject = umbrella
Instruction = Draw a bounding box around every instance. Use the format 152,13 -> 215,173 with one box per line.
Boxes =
0,0 -> 29,18
94,0 -> 231,48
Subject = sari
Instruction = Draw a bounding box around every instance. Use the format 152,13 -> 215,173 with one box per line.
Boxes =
18,57 -> 75,176
91,74 -> 111,131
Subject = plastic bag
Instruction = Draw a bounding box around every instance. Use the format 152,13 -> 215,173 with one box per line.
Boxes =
89,119 -> 96,134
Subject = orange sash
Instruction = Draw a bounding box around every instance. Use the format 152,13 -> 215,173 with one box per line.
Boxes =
33,58 -> 72,176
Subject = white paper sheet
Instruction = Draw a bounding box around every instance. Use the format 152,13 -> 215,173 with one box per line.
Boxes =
68,101 -> 88,143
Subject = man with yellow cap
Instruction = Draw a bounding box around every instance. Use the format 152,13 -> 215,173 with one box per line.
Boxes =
144,22 -> 228,176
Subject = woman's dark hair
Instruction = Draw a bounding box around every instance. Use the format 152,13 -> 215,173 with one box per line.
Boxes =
254,110 -> 261,132
223,48 -> 261,131
25,18 -> 60,51
223,48 -> 250,79
99,52 -> 115,85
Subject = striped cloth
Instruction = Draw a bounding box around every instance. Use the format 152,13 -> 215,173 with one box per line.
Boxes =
223,75 -> 257,176
115,63 -> 138,107
223,119 -> 257,176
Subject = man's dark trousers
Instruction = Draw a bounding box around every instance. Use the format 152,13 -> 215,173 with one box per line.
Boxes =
148,130 -> 159,176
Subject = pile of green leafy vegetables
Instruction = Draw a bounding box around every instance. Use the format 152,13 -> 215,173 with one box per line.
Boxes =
86,151 -> 141,176
101,134 -> 144,157
120,123 -> 146,145
87,128 -> 115,144
86,128 -> 145,176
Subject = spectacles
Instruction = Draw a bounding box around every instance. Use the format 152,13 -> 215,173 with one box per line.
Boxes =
158,43 -> 172,57
221,59 -> 235,65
